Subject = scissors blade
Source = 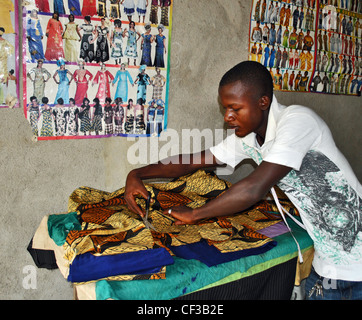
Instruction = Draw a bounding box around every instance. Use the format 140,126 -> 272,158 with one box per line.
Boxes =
143,193 -> 156,231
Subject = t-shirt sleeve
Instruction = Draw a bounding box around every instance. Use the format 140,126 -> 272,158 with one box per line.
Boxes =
263,110 -> 321,171
209,134 -> 250,168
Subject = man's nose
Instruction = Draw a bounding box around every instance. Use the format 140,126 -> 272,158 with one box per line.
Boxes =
224,109 -> 233,122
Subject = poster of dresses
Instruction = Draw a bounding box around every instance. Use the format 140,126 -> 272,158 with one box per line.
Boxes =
22,0 -> 173,140
249,0 -> 362,96
0,0 -> 20,108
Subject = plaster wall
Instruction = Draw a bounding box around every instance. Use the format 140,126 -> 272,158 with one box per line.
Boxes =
0,0 -> 360,299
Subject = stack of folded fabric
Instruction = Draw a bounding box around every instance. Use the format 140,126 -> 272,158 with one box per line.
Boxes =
28,170 -> 300,286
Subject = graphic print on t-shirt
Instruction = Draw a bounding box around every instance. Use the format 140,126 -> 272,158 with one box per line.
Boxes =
278,151 -> 362,263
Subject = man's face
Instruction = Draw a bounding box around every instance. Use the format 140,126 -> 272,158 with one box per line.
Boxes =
219,81 -> 266,138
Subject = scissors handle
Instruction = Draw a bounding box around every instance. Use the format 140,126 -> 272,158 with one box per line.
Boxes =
143,192 -> 156,230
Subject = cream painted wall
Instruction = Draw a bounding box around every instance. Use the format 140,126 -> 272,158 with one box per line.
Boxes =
0,0 -> 360,299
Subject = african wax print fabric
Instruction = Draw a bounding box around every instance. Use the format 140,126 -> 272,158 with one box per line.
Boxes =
64,170 -> 299,267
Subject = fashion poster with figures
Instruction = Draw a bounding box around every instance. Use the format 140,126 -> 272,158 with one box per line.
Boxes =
22,0 -> 173,140
249,0 -> 362,96
0,0 -> 20,108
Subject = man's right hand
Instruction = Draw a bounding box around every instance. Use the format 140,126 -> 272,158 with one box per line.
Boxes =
124,170 -> 149,217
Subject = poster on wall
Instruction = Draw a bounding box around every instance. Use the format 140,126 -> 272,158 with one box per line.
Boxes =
0,0 -> 20,108
248,0 -> 362,96
22,0 -> 173,140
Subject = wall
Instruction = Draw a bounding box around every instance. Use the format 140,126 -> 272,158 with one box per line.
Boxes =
0,0 -> 360,299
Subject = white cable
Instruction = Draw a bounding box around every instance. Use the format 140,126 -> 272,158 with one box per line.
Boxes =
270,187 -> 305,263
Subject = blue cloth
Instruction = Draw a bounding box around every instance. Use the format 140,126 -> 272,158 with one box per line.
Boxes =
96,218 -> 313,300
47,212 -> 81,246
169,239 -> 277,267
68,248 -> 174,283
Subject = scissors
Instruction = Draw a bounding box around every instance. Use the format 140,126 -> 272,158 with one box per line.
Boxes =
142,192 -> 156,231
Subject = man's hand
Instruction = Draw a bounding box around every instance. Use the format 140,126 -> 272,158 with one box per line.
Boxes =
124,170 -> 149,217
124,150 -> 220,218
164,205 -> 199,225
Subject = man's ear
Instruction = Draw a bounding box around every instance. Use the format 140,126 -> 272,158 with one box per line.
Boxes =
259,96 -> 271,111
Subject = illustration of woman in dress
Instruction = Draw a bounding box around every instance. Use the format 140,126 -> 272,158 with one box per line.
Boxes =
0,0 -> 15,34
282,27 -> 289,48
112,63 -> 134,102
39,97 -> 54,137
53,98 -> 68,136
53,58 -> 73,104
149,0 -> 158,24
155,98 -> 164,134
151,67 -> 166,100
53,0 -> 65,15
44,13 -> 65,61
81,0 -> 97,16
26,59 -> 51,102
0,27 -> 14,93
122,0 -> 135,21
35,0 -> 50,13
98,0 -> 107,17
90,97 -> 103,135
124,21 -> 140,66
92,62 -> 114,104
160,0 -> 171,27
134,64 -> 150,104
67,98 -> 79,135
134,98 -> 145,134
153,24 -> 166,68
110,19 -> 124,65
110,0 -> 121,19
26,10 -> 45,63
78,16 -> 95,63
28,96 -> 40,136
5,69 -> 17,106
73,59 -> 93,105
140,22 -> 153,66
146,99 -> 155,135
137,0 -> 148,23
114,97 -> 125,134
79,97 -> 91,135
124,98 -> 134,134
63,14 -> 81,62
104,97 -> 114,135
93,18 -> 111,63
68,0 -> 81,16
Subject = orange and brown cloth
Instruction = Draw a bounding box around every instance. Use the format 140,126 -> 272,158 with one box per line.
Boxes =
63,170 -> 302,274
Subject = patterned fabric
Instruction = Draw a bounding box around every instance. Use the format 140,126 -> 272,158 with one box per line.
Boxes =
29,110 -> 39,136
110,31 -> 124,59
150,4 -> 158,24
64,170 -> 299,265
40,108 -> 53,137
95,26 -> 110,63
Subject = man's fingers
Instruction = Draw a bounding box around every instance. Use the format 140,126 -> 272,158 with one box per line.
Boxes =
125,194 -> 145,217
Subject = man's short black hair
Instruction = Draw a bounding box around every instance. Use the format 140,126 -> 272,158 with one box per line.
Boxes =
219,61 -> 273,101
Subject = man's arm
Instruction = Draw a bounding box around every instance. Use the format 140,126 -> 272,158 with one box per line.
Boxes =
168,161 -> 292,225
124,149 -> 221,217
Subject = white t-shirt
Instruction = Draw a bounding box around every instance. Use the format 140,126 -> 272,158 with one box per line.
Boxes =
210,95 -> 362,281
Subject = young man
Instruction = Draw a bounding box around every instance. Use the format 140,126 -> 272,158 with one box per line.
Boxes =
124,61 -> 362,300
